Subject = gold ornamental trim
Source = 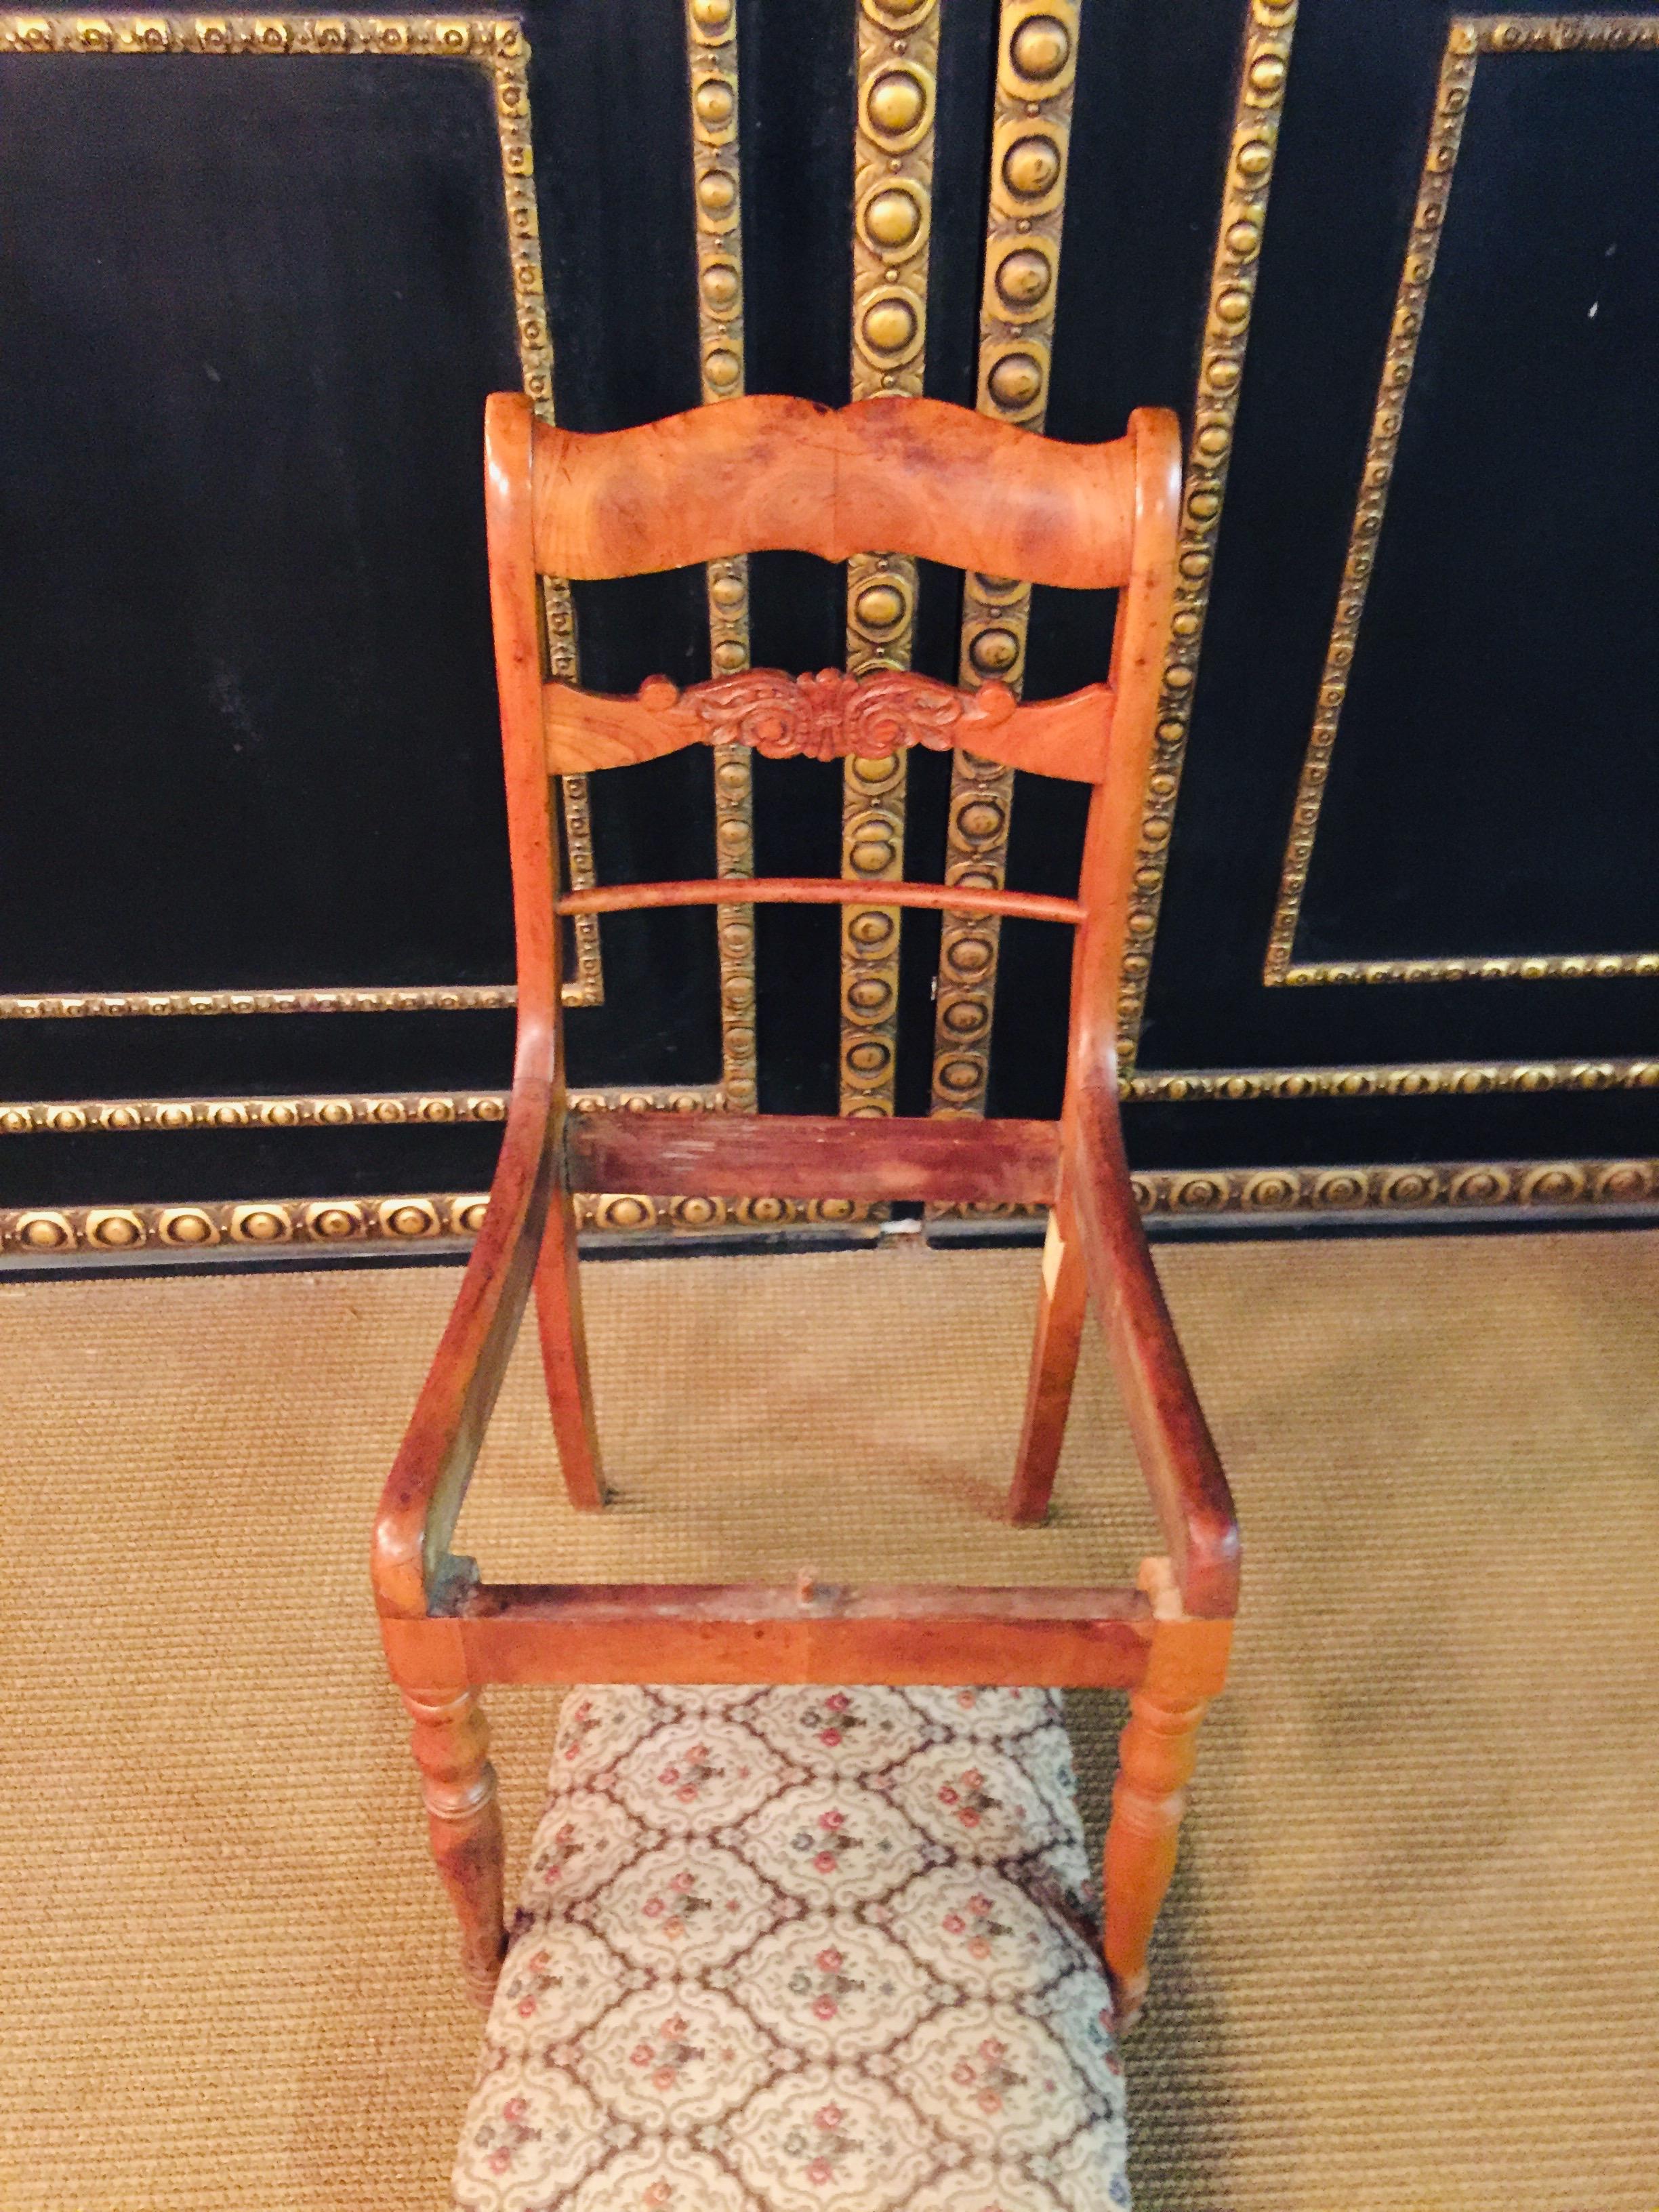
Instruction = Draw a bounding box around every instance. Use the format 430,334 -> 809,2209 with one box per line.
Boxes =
839,0 -> 941,1119
2,13 -> 510,49
0,1090 -> 508,1134
685,0 -> 759,1114
14,1052 -> 1656,1127
1264,13 -> 1659,989
0,1189 -> 871,1256
1115,0 -> 1297,1072
1130,1155 -> 1658,1216
0,983 -> 515,1019
1124,1055 -> 1659,1103
0,10 -> 606,1008
1467,11 -> 1659,45
6,1153 -> 1654,1258
928,0 -> 1078,1126
0,1084 -> 739,1132
0,1086 -> 743,1131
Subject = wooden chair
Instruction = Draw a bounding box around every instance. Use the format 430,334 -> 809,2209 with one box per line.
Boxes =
372,391 -> 1240,2039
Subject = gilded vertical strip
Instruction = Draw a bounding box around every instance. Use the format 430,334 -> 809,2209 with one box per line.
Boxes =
930,0 -> 1077,1123
687,0 -> 759,1109
840,0 -> 940,1117
1110,0 -> 1297,1068
491,23 -> 604,1004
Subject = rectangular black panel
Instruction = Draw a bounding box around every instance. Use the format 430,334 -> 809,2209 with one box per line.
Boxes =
1139,2 -> 1659,1100
1303,47 -> 1659,967
0,52 -> 520,996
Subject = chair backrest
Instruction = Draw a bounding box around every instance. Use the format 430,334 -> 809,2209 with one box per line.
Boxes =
531,392 -> 1139,586
483,389 -> 1181,1089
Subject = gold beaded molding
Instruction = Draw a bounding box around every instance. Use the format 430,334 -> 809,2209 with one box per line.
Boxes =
0,982 -> 514,1019
0,9 -> 606,1012
0,1189 -> 868,1256
1128,1154 -> 1659,1217
1114,0 -> 1297,1073
0,1091 -> 508,1134
1264,12 -> 1659,989
930,0 -> 1078,1124
840,0 -> 941,1119
11,1056 -> 1653,1130
0,1086 -> 754,1132
1125,1054 -> 1659,1103
686,0 -> 760,1113
6,1153 -> 1652,1258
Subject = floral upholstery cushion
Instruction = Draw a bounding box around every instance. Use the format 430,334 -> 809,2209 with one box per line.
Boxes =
453,1685 -> 1129,2212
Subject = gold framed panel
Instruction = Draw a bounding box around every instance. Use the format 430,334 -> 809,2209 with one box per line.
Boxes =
0,10 -> 607,1013
0,9 -> 759,1110
1264,12 -> 1659,989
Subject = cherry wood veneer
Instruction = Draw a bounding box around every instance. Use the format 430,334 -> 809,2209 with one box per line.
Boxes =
373,391 -> 1240,2034
531,392 -> 1136,585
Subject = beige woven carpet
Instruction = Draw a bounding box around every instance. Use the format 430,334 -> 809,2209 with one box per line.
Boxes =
2,1231 -> 1656,2210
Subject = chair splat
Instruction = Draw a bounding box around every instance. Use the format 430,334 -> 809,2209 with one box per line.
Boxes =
544,665 -> 1115,781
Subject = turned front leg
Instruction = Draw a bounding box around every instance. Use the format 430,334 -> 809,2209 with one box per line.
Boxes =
403,1684 -> 507,2009
1101,1679 -> 1206,2034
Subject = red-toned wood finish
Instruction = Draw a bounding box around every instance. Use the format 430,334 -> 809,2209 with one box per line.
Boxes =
565,1109 -> 1059,1207
373,390 -> 1239,2023
1007,1202 -> 1090,1526
544,667 -> 1113,781
401,1684 -> 507,2007
558,878 -> 1084,927
532,393 -> 1136,587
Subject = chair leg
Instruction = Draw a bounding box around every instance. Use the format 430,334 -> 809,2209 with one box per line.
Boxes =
534,1183 -> 606,1511
403,1683 -> 508,2010
1101,1675 -> 1208,2034
1007,1204 -> 1088,1523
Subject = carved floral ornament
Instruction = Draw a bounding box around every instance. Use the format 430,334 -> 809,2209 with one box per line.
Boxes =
633,667 -> 1019,762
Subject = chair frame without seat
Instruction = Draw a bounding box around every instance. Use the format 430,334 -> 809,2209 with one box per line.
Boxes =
372,390 -> 1241,2028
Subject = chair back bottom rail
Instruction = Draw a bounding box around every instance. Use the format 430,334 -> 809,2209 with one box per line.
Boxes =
381,1579 -> 1158,1689
563,1109 -> 1061,1206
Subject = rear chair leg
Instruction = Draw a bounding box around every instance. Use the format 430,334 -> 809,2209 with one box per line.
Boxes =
1101,1666 -> 1208,2034
403,1683 -> 508,2010
535,1183 -> 606,1511
1007,1203 -> 1088,1523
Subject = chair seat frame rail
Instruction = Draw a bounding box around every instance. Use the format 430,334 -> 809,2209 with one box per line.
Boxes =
371,392 -> 1240,2030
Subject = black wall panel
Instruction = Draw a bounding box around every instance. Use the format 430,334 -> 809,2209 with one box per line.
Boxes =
0,52 -> 520,1003
0,0 -> 1654,1245
1139,0 -> 1659,1180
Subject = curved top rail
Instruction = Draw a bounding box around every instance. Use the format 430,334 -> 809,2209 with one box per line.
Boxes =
524,393 -> 1139,589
